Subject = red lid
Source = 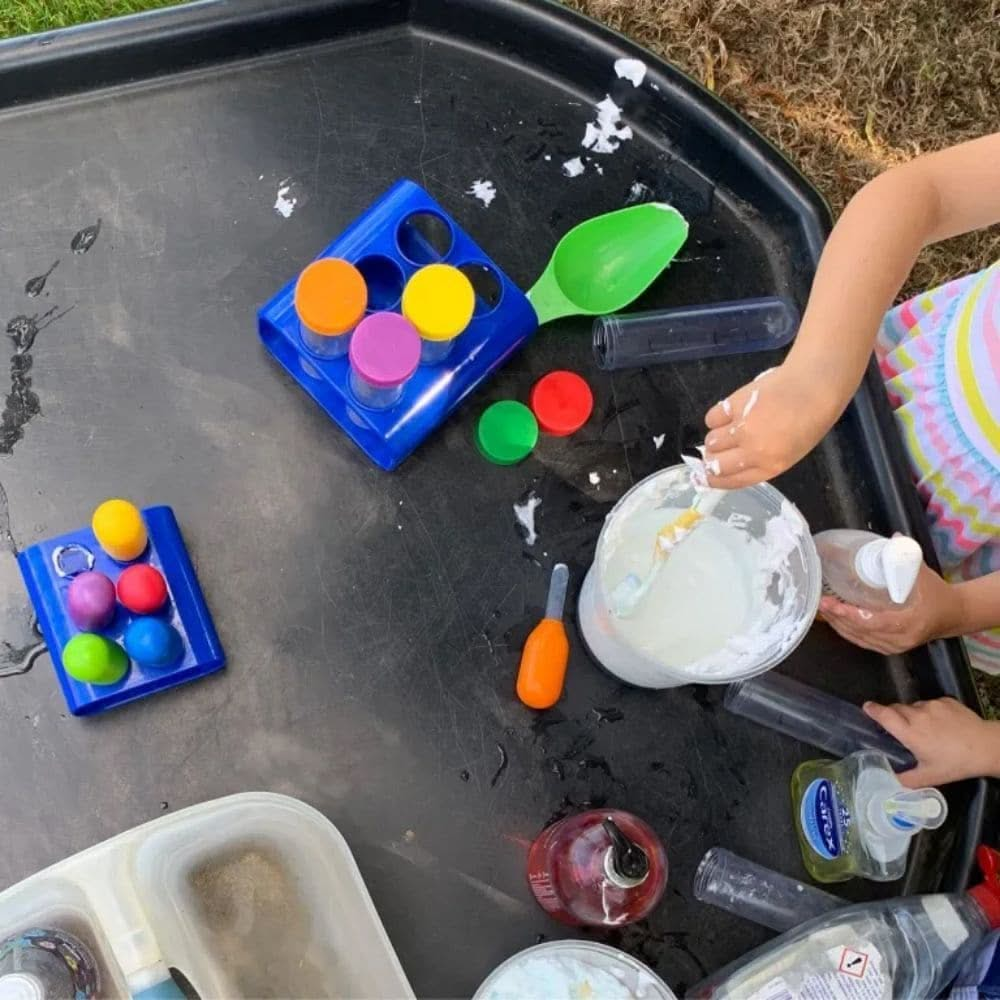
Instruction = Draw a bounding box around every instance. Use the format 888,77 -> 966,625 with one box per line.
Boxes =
529,370 -> 594,437
970,846 -> 1000,929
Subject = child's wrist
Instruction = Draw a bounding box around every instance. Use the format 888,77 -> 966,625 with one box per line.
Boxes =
977,722 -> 1000,780
933,582 -> 969,639
778,355 -> 846,426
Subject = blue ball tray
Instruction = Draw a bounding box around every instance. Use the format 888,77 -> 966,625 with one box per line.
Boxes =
257,179 -> 539,470
18,505 -> 225,716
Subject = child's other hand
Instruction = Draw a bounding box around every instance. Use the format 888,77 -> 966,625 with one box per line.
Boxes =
818,563 -> 960,654
703,364 -> 838,488
863,698 -> 1000,786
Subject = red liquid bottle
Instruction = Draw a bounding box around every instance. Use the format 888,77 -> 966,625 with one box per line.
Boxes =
527,809 -> 668,927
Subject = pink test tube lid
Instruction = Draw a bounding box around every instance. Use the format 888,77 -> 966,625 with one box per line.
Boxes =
349,312 -> 421,388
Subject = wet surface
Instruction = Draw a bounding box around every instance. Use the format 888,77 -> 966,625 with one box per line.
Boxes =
24,260 -> 58,298
70,219 -> 101,255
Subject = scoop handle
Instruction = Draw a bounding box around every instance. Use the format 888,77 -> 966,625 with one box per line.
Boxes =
526,260 -> 578,326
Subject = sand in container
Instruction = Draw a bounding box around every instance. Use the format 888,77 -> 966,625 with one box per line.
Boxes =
577,464 -> 820,689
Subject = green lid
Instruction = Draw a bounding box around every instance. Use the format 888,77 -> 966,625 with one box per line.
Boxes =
63,633 -> 129,685
476,401 -> 539,465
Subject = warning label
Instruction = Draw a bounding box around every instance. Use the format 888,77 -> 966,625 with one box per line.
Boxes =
838,948 -> 870,979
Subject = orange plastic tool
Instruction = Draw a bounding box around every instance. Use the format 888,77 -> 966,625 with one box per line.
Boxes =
517,563 -> 570,709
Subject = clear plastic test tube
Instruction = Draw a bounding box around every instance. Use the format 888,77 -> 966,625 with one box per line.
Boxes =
294,257 -> 367,358
348,312 -> 421,410
694,848 -> 842,932
593,296 -> 799,371
724,672 -> 916,771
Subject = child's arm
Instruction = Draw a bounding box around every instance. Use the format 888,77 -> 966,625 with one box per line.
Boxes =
703,132 -> 1000,488
820,564 -> 1000,654
864,698 -> 1000,787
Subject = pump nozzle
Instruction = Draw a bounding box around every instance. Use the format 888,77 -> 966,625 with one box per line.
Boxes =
882,788 -> 947,831
602,818 -> 650,887
855,535 -> 923,604
857,762 -> 948,863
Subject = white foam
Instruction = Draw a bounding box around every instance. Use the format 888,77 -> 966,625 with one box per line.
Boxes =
614,58 -> 647,87
274,181 -> 297,218
482,952 -> 662,1000
562,156 -> 585,178
594,464 -> 815,682
467,179 -> 497,207
581,96 -> 633,154
626,180 -> 654,205
513,494 -> 542,546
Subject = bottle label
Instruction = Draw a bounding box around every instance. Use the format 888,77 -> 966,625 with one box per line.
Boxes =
801,778 -> 850,860
746,941 -> 887,1000
527,871 -> 563,912
922,896 -> 970,950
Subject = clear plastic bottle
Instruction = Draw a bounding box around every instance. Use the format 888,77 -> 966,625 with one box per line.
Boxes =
694,847 -> 843,932
692,846 -> 1000,1000
792,750 -> 947,883
526,810 -> 668,927
813,529 -> 923,609
0,928 -> 100,999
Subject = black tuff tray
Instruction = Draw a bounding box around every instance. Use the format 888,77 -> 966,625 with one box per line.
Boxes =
0,0 -> 988,995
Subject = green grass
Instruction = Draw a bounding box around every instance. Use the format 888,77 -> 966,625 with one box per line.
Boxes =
0,0 -> 176,37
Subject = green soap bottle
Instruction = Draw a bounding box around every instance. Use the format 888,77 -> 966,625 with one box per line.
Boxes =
792,750 -> 947,883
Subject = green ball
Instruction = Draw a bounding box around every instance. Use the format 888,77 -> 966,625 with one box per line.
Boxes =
62,633 -> 129,686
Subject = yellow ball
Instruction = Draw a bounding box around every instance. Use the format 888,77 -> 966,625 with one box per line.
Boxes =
92,499 -> 148,562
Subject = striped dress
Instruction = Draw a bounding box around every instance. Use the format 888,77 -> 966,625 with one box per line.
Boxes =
876,261 -> 1000,674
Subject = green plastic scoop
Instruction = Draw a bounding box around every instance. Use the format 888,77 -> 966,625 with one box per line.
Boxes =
526,203 -> 689,326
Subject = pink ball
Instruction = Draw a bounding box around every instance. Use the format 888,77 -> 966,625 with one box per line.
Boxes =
67,571 -> 117,631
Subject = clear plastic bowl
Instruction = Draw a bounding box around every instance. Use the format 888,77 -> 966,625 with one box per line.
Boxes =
473,941 -> 677,1000
578,464 -> 821,689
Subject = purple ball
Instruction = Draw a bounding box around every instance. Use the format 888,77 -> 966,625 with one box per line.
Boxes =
67,571 -> 117,631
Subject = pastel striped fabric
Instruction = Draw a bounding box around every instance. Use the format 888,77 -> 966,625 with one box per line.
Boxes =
876,261 -> 1000,673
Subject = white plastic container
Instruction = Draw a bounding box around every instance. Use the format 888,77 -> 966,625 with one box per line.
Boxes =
578,465 -> 821,689
474,941 -> 676,1000
814,528 -> 923,609
0,793 -> 413,1000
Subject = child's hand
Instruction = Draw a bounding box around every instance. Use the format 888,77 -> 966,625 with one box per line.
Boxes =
703,364 -> 838,488
864,698 -> 1000,786
818,563 -> 961,654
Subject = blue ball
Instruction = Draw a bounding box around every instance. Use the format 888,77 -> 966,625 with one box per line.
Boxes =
123,617 -> 182,668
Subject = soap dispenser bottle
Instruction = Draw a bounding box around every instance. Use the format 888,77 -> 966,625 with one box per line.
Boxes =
792,749 -> 947,883
814,529 -> 923,609
526,809 -> 668,926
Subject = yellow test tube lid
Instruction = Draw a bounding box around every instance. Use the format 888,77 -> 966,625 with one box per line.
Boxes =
402,264 -> 475,342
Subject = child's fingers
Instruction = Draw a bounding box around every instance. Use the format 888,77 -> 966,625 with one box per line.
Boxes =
704,427 -> 741,453
704,450 -> 752,479
821,596 -> 880,625
864,701 -> 916,740
824,617 -> 890,652
819,595 -> 849,616
705,466 -> 767,490
897,764 -> 938,790
705,398 -> 734,429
